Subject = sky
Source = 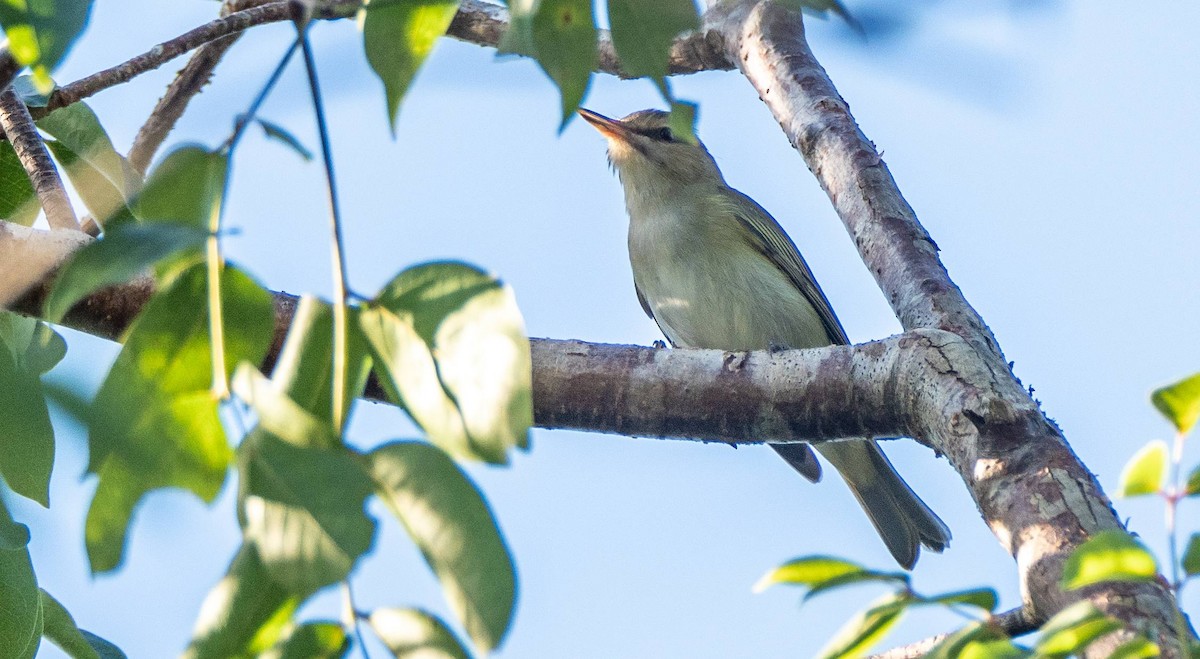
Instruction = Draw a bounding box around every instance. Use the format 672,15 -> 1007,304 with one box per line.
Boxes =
9,0 -> 1200,657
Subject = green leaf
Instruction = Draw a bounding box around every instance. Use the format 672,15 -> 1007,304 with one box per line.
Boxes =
531,0 -> 597,126
1152,372 -> 1200,435
1061,530 -> 1159,590
0,311 -> 66,375
360,262 -> 532,464
925,621 -> 1031,659
46,141 -> 130,228
667,99 -> 698,145
361,0 -> 462,132
0,0 -> 94,91
921,587 -> 999,613
231,365 -> 340,450
1109,636 -> 1161,659
266,621 -> 348,659
40,589 -> 125,659
130,145 -> 228,231
1186,465 -> 1200,496
773,0 -> 858,31
254,118 -> 313,162
1034,600 -> 1120,657
269,297 -> 373,431
751,555 -> 906,595
1118,440 -> 1168,497
0,141 -> 40,225
185,544 -> 303,659
369,441 -> 516,653
0,331 -> 54,506
1183,533 -> 1200,577
240,431 -> 376,594
85,264 -> 274,573
43,223 -> 209,323
368,608 -> 472,659
815,592 -> 909,659
607,0 -> 698,80
37,101 -> 140,220
0,498 -> 41,659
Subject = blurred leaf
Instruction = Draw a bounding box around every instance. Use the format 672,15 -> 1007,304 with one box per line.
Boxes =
1118,440 -> 1167,498
921,587 -> 998,613
1186,465 -> 1200,496
0,141 -> 40,225
232,365 -> 340,450
816,592 -> 908,659
773,0 -> 858,31
607,0 -> 698,80
360,262 -> 532,464
43,223 -> 208,323
185,544 -> 302,659
85,264 -> 273,573
369,441 -> 516,653
1061,530 -> 1158,590
37,100 -> 139,200
667,99 -> 698,145
1109,636 -> 1161,659
1152,372 -> 1200,435
254,118 -> 313,162
531,0 -> 597,126
1183,533 -> 1200,577
925,621 -> 1028,659
0,0 -> 94,91
269,297 -> 373,432
46,141 -> 130,226
1034,601 -> 1120,657
752,555 -> 906,596
0,498 -> 41,659
361,0 -> 461,132
130,145 -> 227,231
240,426 -> 377,594
40,589 -> 125,659
369,608 -> 472,659
265,621 -> 348,659
0,331 -> 54,506
0,311 -> 66,374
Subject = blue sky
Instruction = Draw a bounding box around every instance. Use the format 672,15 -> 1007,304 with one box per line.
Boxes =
11,1 -> 1200,657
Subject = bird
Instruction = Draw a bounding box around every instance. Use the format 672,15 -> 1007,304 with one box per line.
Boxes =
578,107 -> 950,569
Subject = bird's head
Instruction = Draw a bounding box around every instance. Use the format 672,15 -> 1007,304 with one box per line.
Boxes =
578,108 -> 724,190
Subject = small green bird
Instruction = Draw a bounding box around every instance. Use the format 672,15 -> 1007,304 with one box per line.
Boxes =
580,108 -> 950,568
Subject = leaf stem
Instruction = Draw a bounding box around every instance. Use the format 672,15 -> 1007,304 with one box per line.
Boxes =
297,24 -> 350,430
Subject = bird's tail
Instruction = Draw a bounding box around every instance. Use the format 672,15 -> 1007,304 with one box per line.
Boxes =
816,439 -> 951,570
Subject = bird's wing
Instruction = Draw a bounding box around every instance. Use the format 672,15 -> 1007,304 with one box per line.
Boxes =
720,188 -> 852,346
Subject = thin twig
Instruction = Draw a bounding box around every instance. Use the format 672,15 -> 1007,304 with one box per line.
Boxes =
0,88 -> 80,231
297,24 -> 351,430
865,607 -> 1039,659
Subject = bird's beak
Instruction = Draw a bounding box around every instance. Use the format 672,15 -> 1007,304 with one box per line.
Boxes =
578,108 -> 631,142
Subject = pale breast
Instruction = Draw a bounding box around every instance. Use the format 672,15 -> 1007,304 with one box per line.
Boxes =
627,195 -> 832,351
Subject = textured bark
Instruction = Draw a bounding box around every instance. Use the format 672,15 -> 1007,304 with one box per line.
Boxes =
0,89 -> 79,231
704,1 -> 1185,655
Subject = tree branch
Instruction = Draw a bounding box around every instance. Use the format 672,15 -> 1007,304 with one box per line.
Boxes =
0,90 -> 80,231
704,1 -> 1186,654
446,0 -> 734,78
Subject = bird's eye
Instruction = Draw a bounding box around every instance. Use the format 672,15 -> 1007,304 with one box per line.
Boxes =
651,127 -> 674,142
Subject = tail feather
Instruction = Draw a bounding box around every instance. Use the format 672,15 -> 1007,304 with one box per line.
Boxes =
816,439 -> 950,569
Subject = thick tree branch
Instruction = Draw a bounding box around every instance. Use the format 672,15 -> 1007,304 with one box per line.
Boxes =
0,91 -> 80,231
703,1 -> 1186,654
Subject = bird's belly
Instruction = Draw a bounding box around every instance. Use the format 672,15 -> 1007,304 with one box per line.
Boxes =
633,242 -> 832,351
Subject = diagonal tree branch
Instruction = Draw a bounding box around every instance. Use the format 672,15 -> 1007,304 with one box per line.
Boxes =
703,1 -> 1185,655
0,90 -> 80,231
